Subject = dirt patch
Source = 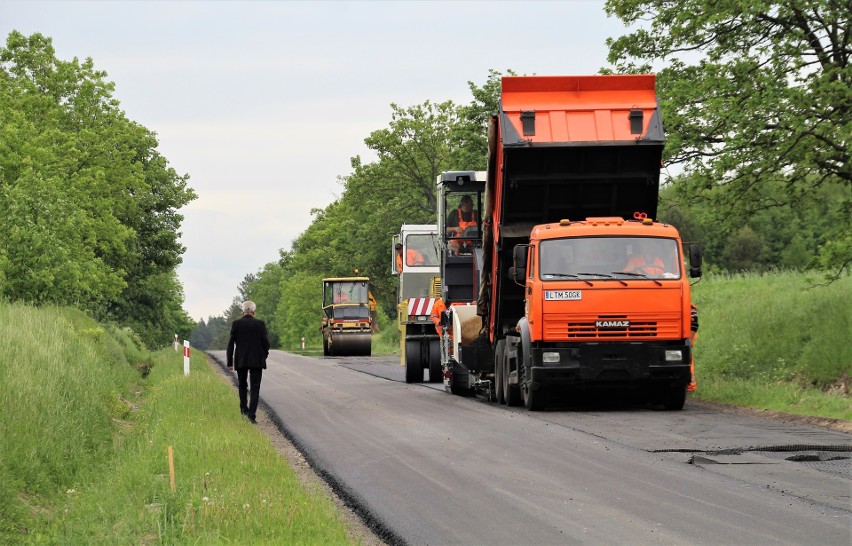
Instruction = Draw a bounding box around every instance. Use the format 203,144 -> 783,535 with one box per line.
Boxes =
206,356 -> 384,546
690,399 -> 852,434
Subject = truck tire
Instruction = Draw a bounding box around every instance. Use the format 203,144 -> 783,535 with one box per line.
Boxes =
522,371 -> 546,411
322,334 -> 329,356
519,343 -> 546,411
494,340 -> 505,405
503,345 -> 521,406
405,339 -> 422,383
428,339 -> 442,383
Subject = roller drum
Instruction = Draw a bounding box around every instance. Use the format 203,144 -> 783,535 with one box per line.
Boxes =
329,332 -> 372,356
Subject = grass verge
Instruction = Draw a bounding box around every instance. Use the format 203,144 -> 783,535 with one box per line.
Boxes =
692,271 -> 851,421
0,303 -> 353,544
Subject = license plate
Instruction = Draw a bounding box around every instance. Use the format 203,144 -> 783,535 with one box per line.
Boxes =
545,290 -> 582,301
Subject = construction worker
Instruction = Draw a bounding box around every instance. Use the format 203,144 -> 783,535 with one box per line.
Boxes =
429,298 -> 446,336
688,304 -> 699,392
396,242 -> 428,271
395,243 -> 404,273
406,247 -> 427,266
447,195 -> 478,254
624,239 -> 666,276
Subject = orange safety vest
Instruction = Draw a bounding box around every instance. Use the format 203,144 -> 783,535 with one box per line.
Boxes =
454,208 -> 477,233
406,249 -> 426,266
430,298 -> 446,336
624,255 -> 665,276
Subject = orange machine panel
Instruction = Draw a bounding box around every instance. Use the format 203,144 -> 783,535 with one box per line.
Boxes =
501,75 -> 660,144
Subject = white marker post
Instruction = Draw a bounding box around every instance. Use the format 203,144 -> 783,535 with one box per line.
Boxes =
301,337 -> 305,351
174,334 -> 179,352
183,340 -> 190,376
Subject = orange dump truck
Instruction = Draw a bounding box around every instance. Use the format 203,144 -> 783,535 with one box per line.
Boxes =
438,75 -> 702,410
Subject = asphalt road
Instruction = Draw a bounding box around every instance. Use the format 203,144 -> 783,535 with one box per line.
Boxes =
209,350 -> 851,545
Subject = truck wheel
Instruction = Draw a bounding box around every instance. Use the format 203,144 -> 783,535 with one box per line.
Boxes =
405,339 -> 422,383
522,371 -> 546,411
660,385 -> 687,410
428,339 -> 442,383
503,344 -> 521,406
519,345 -> 546,411
322,334 -> 329,356
503,345 -> 521,406
521,370 -> 547,411
494,340 -> 505,404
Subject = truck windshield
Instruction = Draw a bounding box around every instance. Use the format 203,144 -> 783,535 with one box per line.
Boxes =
404,234 -> 439,266
539,237 -> 682,280
444,191 -> 482,241
324,281 -> 370,305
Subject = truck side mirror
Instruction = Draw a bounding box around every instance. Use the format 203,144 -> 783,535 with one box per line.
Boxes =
689,244 -> 703,278
511,245 -> 529,285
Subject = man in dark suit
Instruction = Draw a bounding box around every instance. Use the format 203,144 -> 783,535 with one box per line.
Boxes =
226,301 -> 270,423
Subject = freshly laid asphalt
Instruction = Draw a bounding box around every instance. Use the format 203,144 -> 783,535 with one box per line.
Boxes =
209,350 -> 851,545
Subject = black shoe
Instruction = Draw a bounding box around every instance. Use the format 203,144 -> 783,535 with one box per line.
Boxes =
248,416 -> 257,424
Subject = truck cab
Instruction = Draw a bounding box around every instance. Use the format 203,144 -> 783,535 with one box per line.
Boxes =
508,215 -> 700,409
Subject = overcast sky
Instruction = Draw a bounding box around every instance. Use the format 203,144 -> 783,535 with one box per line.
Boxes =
1,1 -> 630,321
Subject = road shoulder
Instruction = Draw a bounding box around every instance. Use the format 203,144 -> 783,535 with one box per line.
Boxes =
205,354 -> 385,546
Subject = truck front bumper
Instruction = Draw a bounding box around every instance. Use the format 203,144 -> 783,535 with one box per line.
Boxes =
528,341 -> 691,388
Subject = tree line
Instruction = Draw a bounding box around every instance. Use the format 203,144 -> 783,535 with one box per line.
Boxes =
197,0 -> 848,350
0,31 -> 196,348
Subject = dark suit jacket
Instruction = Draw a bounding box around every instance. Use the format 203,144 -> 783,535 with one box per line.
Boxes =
226,314 -> 270,369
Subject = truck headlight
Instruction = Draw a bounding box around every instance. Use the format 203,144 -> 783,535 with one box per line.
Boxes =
665,350 -> 683,362
542,352 -> 560,363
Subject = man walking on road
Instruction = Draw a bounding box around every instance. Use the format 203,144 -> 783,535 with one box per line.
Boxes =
227,301 -> 270,423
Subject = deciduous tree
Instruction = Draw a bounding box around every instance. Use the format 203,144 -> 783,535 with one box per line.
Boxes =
606,0 -> 850,276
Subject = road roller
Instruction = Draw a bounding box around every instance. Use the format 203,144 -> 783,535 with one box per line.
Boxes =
391,225 -> 442,383
321,277 -> 373,356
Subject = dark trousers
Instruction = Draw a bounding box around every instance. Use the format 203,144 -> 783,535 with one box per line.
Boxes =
236,367 -> 263,419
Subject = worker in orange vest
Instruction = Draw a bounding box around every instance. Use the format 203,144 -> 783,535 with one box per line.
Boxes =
624,239 -> 666,276
688,304 -> 699,392
430,298 -> 446,336
447,195 -> 478,254
396,242 -> 427,272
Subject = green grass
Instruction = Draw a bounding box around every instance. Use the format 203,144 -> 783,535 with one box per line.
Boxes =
0,303 -> 353,544
692,270 -> 851,420
371,323 -> 401,356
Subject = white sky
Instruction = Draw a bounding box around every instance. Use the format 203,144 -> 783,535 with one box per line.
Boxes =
1,0 -> 629,321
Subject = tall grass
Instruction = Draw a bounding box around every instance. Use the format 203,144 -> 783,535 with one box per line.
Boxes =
0,303 -> 353,543
0,304 -> 140,539
692,270 -> 851,420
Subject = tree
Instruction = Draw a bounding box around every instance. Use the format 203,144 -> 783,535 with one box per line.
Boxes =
605,0 -> 850,276
721,226 -> 768,272
0,31 -> 196,344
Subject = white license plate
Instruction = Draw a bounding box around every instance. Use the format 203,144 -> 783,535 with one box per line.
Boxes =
545,290 -> 582,301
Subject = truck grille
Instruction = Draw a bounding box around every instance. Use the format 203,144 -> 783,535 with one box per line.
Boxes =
544,312 -> 681,340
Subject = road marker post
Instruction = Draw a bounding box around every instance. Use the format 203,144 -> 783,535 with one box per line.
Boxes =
183,340 -> 190,376
174,334 -> 179,352
168,446 -> 176,492
301,337 -> 305,351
